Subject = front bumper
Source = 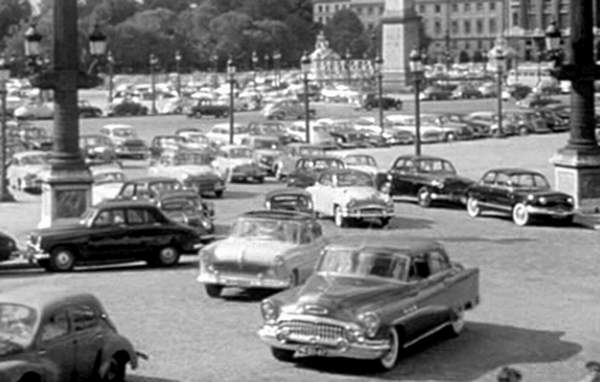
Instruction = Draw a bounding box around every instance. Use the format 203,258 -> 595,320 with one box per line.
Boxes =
526,205 -> 574,218
197,271 -> 290,289
258,324 -> 390,360
25,243 -> 49,262
340,206 -> 394,219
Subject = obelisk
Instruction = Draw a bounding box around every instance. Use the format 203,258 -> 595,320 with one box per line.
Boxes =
381,0 -> 420,89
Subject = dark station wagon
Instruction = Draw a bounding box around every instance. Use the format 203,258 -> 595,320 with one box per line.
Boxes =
25,200 -> 202,271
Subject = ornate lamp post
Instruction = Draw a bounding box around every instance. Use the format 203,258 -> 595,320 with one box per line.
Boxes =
149,53 -> 158,114
106,50 -> 114,105
547,2 -> 600,215
344,49 -> 351,85
489,40 -> 506,137
24,0 -> 107,228
273,50 -> 282,88
227,57 -> 236,145
251,50 -> 258,85
373,55 -> 384,137
300,52 -> 311,143
211,54 -> 218,73
175,50 -> 182,97
482,51 -> 488,76
0,58 -> 14,202
409,48 -> 424,156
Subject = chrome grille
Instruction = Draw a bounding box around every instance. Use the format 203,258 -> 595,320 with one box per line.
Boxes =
280,320 -> 344,341
358,208 -> 383,214
212,261 -> 272,274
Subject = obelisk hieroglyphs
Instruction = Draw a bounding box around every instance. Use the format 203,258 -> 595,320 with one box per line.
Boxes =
382,0 -> 420,89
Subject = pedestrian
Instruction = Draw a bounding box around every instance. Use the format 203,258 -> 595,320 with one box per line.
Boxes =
497,366 -> 522,382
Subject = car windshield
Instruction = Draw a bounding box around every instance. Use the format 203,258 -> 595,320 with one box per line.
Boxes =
82,136 -> 108,146
229,148 -> 253,158
509,173 -> 551,189
416,159 -> 456,174
185,134 -> 209,144
175,153 -> 211,165
0,303 -> 37,349
269,195 -> 311,210
254,140 -> 281,150
230,218 -> 302,243
337,171 -> 374,187
161,198 -> 199,213
345,155 -> 376,166
302,159 -> 343,170
149,181 -> 182,194
157,137 -> 183,145
113,128 -> 135,137
93,171 -> 124,184
298,147 -> 325,156
20,154 -> 48,165
317,248 -> 410,281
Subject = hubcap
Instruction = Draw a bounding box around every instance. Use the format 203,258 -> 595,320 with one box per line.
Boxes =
160,248 -> 177,262
56,252 -> 72,266
419,190 -> 430,205
514,205 -> 527,224
468,198 -> 479,215
381,329 -> 399,369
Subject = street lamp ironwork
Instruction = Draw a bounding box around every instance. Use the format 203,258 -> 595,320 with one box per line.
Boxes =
175,50 -> 182,97
149,53 -> 159,114
0,58 -> 15,202
300,52 -> 311,143
345,49 -> 351,85
251,50 -> 258,84
373,55 -> 384,137
227,57 -> 236,145
489,40 -> 506,137
409,48 -> 424,156
273,50 -> 282,88
106,50 -> 114,105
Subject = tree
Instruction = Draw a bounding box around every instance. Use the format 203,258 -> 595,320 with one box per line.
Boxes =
0,0 -> 31,47
209,11 -> 254,67
89,0 -> 140,26
324,9 -> 367,58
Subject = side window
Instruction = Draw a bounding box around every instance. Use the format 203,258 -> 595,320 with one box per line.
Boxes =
407,255 -> 430,281
70,305 -> 98,332
93,210 -> 112,227
427,250 -> 450,275
311,223 -> 322,238
144,208 -> 161,224
120,184 -> 135,198
299,226 -> 311,244
495,173 -> 510,187
127,209 -> 146,225
112,209 -> 125,224
482,172 -> 496,184
40,310 -> 69,342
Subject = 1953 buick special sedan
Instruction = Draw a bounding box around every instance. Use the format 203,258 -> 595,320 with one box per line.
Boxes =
197,210 -> 328,298
258,240 -> 479,371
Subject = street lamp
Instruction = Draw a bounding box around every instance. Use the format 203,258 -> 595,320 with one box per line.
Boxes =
273,50 -> 282,88
106,51 -> 114,105
227,57 -> 236,145
251,50 -> 258,85
175,50 -> 182,97
149,53 -> 158,114
300,52 -> 311,143
0,58 -> 15,202
482,51 -> 488,76
409,48 -> 424,156
24,24 -> 42,68
344,49 -> 351,85
489,41 -> 506,137
373,55 -> 384,137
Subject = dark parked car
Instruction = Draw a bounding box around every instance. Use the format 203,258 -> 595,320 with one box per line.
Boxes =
0,287 -> 140,382
329,130 -> 371,149
187,98 -> 229,118
420,86 -> 453,101
286,156 -> 345,188
450,85 -> 483,99
149,135 -> 186,161
78,100 -> 103,118
466,168 -> 574,226
265,188 -> 314,215
79,134 -> 117,165
108,100 -> 148,116
361,93 -> 403,111
258,240 -> 479,370
377,155 -> 474,207
25,200 -> 202,271
155,189 -> 215,240
515,93 -> 561,108
0,231 -> 18,262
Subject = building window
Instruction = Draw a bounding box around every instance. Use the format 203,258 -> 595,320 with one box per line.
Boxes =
380,6 -> 384,14
513,12 -> 519,27
325,5 -> 329,12
355,6 -> 362,14
489,2 -> 496,11
367,6 -> 373,15
317,5 -> 322,12
452,3 -> 458,12
334,4 -> 338,11
464,20 -> 471,35
451,20 -> 459,34
368,23 -> 374,30
419,4 -> 425,13
465,42 -> 470,50
476,2 -> 483,11
476,19 -> 483,34
489,18 -> 497,34
434,21 -> 442,36
435,4 -> 441,13
464,3 -> 471,12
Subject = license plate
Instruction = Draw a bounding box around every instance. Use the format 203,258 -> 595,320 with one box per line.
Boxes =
296,345 -> 327,357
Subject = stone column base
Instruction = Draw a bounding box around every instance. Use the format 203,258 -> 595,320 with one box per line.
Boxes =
551,148 -> 600,214
382,70 -> 414,92
38,166 -> 92,228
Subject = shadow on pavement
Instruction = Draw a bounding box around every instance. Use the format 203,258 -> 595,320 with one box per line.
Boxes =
438,236 -> 535,245
128,375 -> 181,382
387,216 -> 435,230
215,190 -> 259,200
292,321 -> 581,381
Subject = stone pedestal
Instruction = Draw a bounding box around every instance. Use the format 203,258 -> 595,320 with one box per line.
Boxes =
382,0 -> 420,90
38,165 -> 92,228
551,148 -> 600,214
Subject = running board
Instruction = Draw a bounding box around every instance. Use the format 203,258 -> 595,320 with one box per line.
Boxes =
403,322 -> 451,348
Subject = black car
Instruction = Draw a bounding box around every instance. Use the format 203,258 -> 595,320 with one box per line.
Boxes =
155,189 -> 215,240
187,98 -> 229,118
25,200 -> 201,271
286,156 -> 345,188
329,130 -> 370,149
0,231 -> 18,262
466,168 -> 574,226
377,155 -> 474,207
265,188 -> 314,215
361,93 -> 403,111
108,100 -> 148,116
78,100 -> 103,118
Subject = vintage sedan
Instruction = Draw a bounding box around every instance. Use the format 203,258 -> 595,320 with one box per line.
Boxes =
79,134 -> 117,165
155,189 -> 215,240
265,188 -> 314,215
339,153 -> 379,177
25,200 -> 202,271
0,287 -> 140,382
286,156 -> 345,189
307,169 -> 394,227
379,155 -> 474,208
116,177 -> 184,201
149,135 -> 186,161
15,125 -> 53,151
0,231 -> 19,262
258,240 -> 479,370
273,143 -> 327,181
466,168 -> 575,226
148,150 -> 226,198
78,99 -> 103,118
211,145 -> 267,183
99,124 -> 149,160
197,210 -> 327,297
7,150 -> 49,193
90,163 -> 126,205
240,135 -> 283,175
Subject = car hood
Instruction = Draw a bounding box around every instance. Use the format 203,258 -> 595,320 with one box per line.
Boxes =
30,223 -> 87,238
345,165 -> 379,175
285,274 -> 414,319
14,164 -> 48,174
226,158 -> 255,167
92,182 -> 124,204
212,238 -> 297,264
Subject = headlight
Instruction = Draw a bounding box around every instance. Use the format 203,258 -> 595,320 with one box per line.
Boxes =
380,182 -> 391,194
527,194 -> 535,201
431,179 -> 444,189
539,197 -> 547,205
358,312 -> 380,338
201,219 -> 213,230
260,300 -> 279,322
273,255 -> 285,268
265,201 -> 271,209
347,199 -> 357,208
567,197 -> 574,205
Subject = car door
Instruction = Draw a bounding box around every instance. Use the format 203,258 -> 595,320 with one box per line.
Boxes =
390,159 -> 416,197
87,208 -> 130,261
36,308 -> 76,381
488,173 -> 513,211
124,207 -> 156,258
472,171 -> 496,207
68,304 -> 104,381
310,173 -> 333,214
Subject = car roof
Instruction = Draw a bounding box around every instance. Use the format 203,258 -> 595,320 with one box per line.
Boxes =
241,210 -> 314,221
485,168 -> 544,176
325,238 -> 445,257
220,144 -> 251,151
393,155 -> 448,162
298,155 -> 340,161
265,187 -> 311,199
319,168 -> 371,176
94,199 -> 157,209
125,176 -> 181,184
1,286 -> 103,313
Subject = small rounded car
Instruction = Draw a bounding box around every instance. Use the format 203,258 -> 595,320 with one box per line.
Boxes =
466,168 -> 575,226
0,287 -> 140,382
258,240 -> 479,370
265,188 -> 314,215
0,231 -> 19,262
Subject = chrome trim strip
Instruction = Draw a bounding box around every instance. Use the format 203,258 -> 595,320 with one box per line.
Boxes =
402,322 -> 450,348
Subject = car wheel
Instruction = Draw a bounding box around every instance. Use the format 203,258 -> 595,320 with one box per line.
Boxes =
334,205 -> 347,228
156,245 -> 180,267
466,197 -> 481,217
378,327 -> 401,371
417,187 -> 432,208
512,203 -> 530,226
445,133 -> 457,142
102,355 -> 126,382
205,284 -> 223,298
49,247 -> 76,272
447,308 -> 465,337
256,177 -> 264,184
518,126 -> 529,136
395,102 -> 403,110
380,217 -> 391,228
214,190 -> 224,198
271,347 -> 295,362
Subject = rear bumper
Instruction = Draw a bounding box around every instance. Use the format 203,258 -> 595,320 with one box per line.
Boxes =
197,271 -> 290,289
